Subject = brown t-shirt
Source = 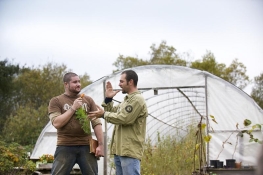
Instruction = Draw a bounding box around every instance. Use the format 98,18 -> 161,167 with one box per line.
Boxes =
48,94 -> 101,145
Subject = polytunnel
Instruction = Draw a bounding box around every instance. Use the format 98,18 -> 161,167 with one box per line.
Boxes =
31,65 -> 263,174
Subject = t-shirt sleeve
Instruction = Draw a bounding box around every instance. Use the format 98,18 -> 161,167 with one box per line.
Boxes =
85,96 -> 102,128
48,97 -> 61,115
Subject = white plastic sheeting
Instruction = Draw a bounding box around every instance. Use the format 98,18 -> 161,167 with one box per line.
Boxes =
31,65 -> 263,172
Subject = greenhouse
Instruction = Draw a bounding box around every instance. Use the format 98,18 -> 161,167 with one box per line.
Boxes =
31,65 -> 263,174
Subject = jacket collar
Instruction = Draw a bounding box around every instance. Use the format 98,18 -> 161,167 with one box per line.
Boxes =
124,90 -> 140,100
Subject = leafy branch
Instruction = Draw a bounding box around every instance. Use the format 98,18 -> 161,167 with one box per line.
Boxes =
215,119 -> 262,159
75,107 -> 91,135
201,116 -> 262,160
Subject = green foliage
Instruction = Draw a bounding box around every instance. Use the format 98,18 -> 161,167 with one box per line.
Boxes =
190,51 -> 226,77
224,58 -> 250,89
191,52 -> 250,89
79,73 -> 92,87
39,154 -> 54,163
0,59 -> 20,93
0,59 -> 20,133
0,140 -> 36,175
202,116 -> 262,160
112,42 -> 249,90
251,72 -> 263,109
22,160 -> 36,174
112,55 -> 148,72
3,104 -> 49,145
243,119 -> 252,126
75,108 -> 91,135
238,119 -> 262,144
149,41 -> 187,66
13,63 -> 67,108
112,41 -> 187,72
141,127 -> 199,175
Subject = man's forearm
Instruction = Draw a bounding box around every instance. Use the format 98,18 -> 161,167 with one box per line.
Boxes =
93,124 -> 104,145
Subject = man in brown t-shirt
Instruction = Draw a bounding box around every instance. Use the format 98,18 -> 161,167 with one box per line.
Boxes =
48,72 -> 104,175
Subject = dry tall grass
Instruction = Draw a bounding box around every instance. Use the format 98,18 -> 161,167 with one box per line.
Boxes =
141,127 -> 202,175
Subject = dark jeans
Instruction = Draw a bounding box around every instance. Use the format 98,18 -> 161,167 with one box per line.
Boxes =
51,145 -> 98,175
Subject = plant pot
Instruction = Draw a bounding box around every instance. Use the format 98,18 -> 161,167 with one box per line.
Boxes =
210,160 -> 219,168
226,159 -> 236,168
217,161 -> 224,168
38,163 -> 53,169
235,162 -> 242,169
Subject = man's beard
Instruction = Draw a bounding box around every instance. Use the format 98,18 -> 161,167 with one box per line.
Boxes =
69,86 -> 81,94
122,91 -> 127,94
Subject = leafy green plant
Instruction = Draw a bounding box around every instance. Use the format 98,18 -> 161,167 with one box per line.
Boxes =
215,118 -> 262,159
75,107 -> 91,135
0,140 -> 36,174
39,154 -> 54,163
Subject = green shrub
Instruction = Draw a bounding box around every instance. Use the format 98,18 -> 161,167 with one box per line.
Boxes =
0,140 -> 36,175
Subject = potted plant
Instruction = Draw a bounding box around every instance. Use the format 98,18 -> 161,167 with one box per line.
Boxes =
38,154 -> 54,168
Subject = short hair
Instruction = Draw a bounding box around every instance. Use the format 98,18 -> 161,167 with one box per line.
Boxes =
63,72 -> 78,83
121,70 -> 138,86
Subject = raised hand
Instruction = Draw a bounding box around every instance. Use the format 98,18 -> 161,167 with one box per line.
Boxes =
88,104 -> 105,119
105,81 -> 120,98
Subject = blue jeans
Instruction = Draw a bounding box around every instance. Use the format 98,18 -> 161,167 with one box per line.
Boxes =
51,145 -> 98,175
114,155 -> 140,175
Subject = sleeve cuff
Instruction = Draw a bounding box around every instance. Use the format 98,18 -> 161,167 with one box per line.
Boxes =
104,97 -> 112,104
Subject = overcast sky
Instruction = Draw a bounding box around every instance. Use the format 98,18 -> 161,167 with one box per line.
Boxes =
0,0 -> 262,93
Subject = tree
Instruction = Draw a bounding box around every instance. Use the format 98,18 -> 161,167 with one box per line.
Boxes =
190,51 -> 226,78
191,51 -> 250,89
80,73 -> 93,88
149,41 -> 187,66
224,58 -> 250,89
13,63 -> 67,109
112,41 -> 187,72
3,104 -> 49,145
112,55 -> 148,72
251,72 -> 263,109
0,59 -> 20,133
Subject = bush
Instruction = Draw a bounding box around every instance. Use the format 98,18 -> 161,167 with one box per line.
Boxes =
0,140 -> 36,175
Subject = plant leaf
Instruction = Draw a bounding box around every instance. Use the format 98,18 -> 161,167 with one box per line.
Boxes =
212,119 -> 218,124
210,115 -> 215,119
75,107 -> 91,134
243,119 -> 251,126
252,124 -> 261,130
204,135 -> 212,142
201,123 -> 206,130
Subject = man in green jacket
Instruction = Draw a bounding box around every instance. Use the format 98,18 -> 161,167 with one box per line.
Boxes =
89,69 -> 148,175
